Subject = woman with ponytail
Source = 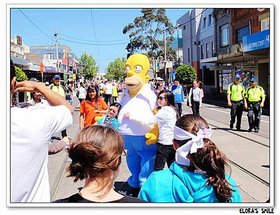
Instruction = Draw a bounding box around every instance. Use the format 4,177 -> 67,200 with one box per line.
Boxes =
138,114 -> 241,203
53,125 -> 146,203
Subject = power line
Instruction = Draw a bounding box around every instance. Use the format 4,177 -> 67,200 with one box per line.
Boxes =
60,38 -> 128,46
59,32 -> 129,43
18,9 -> 53,41
90,9 -> 100,62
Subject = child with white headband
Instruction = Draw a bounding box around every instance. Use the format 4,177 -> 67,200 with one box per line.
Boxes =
138,114 -> 242,203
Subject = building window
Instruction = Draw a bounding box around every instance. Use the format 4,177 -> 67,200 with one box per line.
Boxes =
236,26 -> 250,44
208,14 -> 211,26
206,43 -> 210,58
183,25 -> 186,30
43,53 -> 55,60
203,17 -> 207,29
201,44 -> 204,59
211,41 -> 215,57
220,24 -> 229,47
187,48 -> 190,63
261,18 -> 270,31
58,53 -> 64,59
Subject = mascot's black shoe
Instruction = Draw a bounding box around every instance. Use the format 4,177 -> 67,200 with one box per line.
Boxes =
116,181 -> 140,197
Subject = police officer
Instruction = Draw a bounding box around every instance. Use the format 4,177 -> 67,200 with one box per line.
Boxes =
244,77 -> 265,133
227,74 -> 246,131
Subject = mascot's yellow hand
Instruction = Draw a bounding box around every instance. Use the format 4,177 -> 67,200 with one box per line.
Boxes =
94,115 -> 103,122
145,124 -> 159,145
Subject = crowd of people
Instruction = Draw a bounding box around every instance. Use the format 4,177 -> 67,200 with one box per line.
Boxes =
13,55 -> 269,204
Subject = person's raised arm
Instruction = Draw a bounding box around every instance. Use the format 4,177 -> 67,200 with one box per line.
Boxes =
14,81 -> 74,113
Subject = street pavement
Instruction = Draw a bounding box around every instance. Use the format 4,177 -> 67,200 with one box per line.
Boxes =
48,95 -> 270,203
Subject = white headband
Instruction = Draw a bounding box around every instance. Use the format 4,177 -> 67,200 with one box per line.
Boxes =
174,126 -> 212,166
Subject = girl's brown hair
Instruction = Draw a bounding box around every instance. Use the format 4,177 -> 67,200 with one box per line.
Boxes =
67,125 -> 124,182
85,85 -> 99,108
175,114 -> 233,202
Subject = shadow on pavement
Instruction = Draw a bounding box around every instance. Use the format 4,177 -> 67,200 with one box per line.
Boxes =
212,127 -> 250,132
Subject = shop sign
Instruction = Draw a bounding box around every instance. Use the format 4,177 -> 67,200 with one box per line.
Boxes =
44,66 -> 57,72
242,29 -> 269,52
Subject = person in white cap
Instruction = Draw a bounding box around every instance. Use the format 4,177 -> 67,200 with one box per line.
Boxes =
138,114 -> 242,203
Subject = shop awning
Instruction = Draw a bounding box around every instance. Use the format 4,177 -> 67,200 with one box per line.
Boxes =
11,56 -> 30,66
200,57 -> 217,64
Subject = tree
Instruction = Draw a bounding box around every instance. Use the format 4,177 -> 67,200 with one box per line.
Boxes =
175,64 -> 196,85
15,66 -> 28,81
79,52 -> 98,80
105,57 -> 126,81
123,8 -> 176,60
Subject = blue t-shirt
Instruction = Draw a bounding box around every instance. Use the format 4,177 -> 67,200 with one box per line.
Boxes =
171,85 -> 185,103
96,115 -> 119,130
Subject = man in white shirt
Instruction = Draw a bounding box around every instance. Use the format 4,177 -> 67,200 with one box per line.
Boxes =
76,82 -> 86,104
104,80 -> 113,105
10,60 -> 74,203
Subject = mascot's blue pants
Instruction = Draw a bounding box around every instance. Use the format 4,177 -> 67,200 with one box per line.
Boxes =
123,135 -> 157,188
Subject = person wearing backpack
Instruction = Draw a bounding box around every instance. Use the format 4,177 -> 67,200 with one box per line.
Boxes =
227,74 -> 246,131
244,77 -> 266,133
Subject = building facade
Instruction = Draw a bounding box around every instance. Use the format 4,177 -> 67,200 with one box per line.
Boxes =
199,8 -> 217,94
177,7 -> 270,109
177,9 -> 203,78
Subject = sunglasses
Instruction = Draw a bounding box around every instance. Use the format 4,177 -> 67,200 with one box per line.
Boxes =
109,108 -> 117,114
158,96 -> 165,100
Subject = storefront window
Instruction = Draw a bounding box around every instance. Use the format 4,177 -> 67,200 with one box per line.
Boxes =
220,70 -> 232,91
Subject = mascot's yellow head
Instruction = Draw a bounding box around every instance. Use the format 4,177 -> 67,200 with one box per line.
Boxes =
124,54 -> 150,97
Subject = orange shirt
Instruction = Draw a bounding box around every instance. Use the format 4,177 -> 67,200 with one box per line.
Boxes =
80,98 -> 108,127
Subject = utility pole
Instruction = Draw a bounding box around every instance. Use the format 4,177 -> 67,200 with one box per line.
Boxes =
54,32 -> 59,73
163,28 -> 167,85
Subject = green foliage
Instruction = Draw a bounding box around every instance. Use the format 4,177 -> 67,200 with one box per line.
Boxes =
123,8 -> 176,60
105,57 -> 126,81
175,64 -> 196,85
79,52 -> 98,80
15,66 -> 28,81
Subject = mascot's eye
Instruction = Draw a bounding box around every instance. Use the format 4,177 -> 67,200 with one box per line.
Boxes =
125,66 -> 131,72
135,65 -> 142,73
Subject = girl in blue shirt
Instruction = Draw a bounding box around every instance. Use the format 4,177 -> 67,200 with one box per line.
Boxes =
138,114 -> 242,203
96,102 -> 121,130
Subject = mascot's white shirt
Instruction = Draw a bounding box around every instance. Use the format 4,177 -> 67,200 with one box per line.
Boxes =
118,84 -> 156,135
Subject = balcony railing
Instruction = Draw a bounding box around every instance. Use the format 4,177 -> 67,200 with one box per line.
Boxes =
217,43 -> 243,60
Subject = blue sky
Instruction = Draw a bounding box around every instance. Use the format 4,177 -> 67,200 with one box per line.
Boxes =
11,8 -> 187,73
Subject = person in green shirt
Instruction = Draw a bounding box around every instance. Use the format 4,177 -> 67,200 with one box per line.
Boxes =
244,77 -> 266,133
227,74 -> 246,131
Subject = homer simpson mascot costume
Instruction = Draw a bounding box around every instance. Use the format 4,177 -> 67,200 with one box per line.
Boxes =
118,53 -> 158,197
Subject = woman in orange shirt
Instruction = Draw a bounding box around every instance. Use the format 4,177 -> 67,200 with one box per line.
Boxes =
79,85 -> 108,129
